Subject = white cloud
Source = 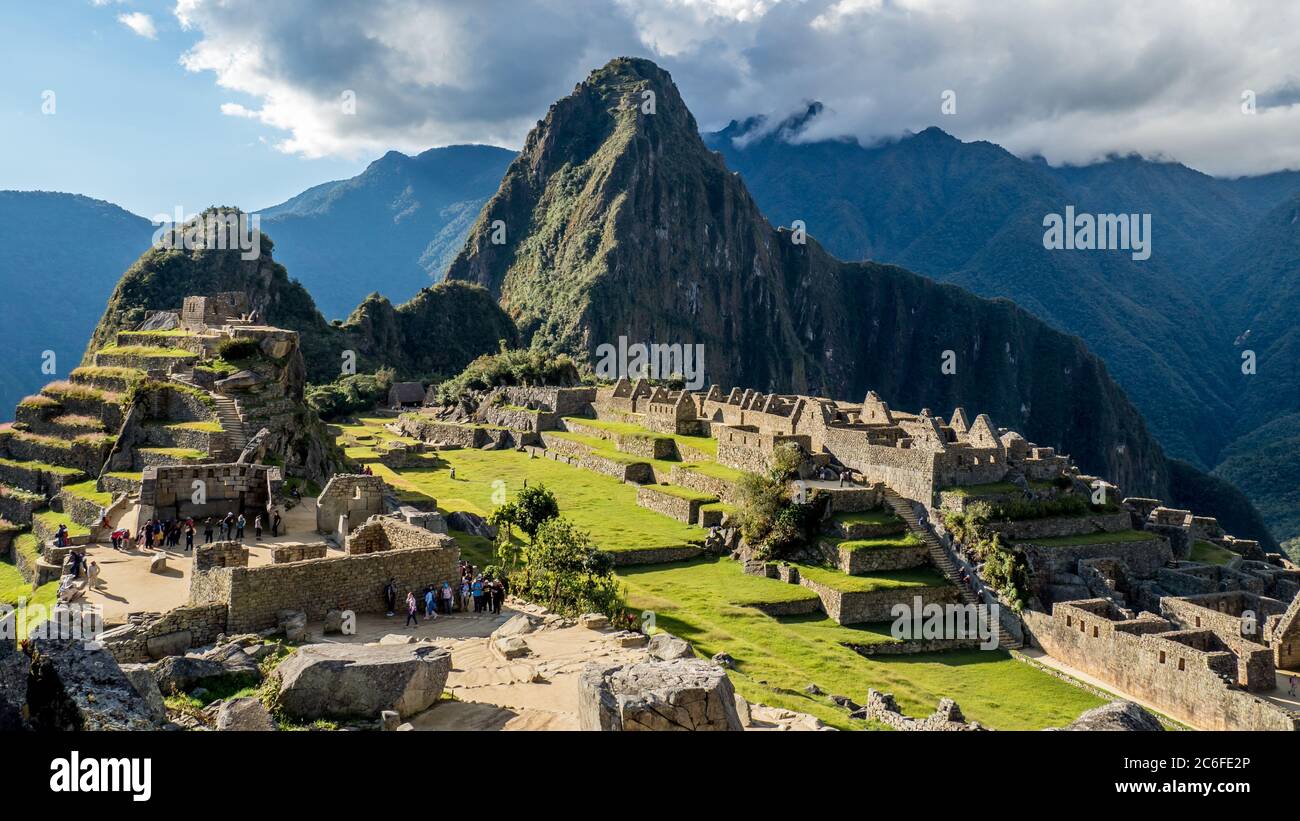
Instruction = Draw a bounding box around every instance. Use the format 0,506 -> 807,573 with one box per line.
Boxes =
117,11 -> 157,39
171,0 -> 1300,175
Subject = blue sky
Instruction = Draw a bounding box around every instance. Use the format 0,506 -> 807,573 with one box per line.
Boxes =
0,2 -> 371,218
4,1 -> 1300,220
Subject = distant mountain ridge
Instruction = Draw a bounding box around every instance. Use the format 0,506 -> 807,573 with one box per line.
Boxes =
443,57 -> 1274,546
0,191 -> 154,419
706,110 -> 1300,545
256,144 -> 515,319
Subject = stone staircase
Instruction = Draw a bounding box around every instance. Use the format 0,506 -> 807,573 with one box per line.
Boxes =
213,396 -> 247,459
882,488 -> 1022,650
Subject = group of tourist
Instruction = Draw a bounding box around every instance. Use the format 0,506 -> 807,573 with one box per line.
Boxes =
105,508 -> 283,552
382,561 -> 510,628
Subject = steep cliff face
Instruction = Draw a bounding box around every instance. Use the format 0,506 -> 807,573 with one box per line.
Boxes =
445,58 -> 1271,544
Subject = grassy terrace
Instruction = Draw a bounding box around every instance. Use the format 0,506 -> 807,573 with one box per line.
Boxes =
641,483 -> 716,501
941,480 -> 1056,497
830,532 -> 923,552
832,509 -> 905,527
1016,529 -> 1156,547
338,418 -> 707,555
139,447 -> 208,461
0,456 -> 84,477
63,480 -> 113,507
33,509 -> 89,537
797,563 -> 948,592
95,344 -> 196,358
562,415 -> 719,457
622,557 -> 1105,730
160,420 -> 224,433
1191,540 -> 1237,565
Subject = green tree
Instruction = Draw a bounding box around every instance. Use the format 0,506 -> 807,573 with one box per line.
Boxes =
515,518 -> 623,617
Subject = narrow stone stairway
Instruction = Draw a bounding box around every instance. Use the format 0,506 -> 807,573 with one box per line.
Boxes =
213,396 -> 247,458
882,487 -> 1022,650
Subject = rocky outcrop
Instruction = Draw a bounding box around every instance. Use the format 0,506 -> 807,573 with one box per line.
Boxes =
1061,700 -> 1164,731
25,639 -> 159,731
273,643 -> 451,720
578,659 -> 743,731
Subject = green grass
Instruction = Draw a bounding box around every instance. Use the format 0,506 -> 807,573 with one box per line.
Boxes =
796,563 -> 949,593
1017,529 -> 1156,547
95,344 -> 196,358
163,420 -> 224,433
140,447 -> 208,461
33,509 -> 90,538
62,480 -> 113,508
69,365 -> 146,382
338,419 -> 707,554
0,456 -> 84,477
563,415 -> 719,456
832,509 -> 904,527
831,532 -> 922,552
620,557 -> 1105,730
1190,540 -> 1237,565
940,480 -> 1056,497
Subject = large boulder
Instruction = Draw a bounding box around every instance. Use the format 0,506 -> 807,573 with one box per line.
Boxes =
274,643 -> 451,720
446,511 -> 497,540
277,610 -> 307,643
151,651 -> 260,695
25,639 -> 159,730
491,613 -> 537,639
647,633 -> 694,661
119,663 -> 168,725
578,659 -> 743,731
1062,700 -> 1164,731
215,697 -> 276,731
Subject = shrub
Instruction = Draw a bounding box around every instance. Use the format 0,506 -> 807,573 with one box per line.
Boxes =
217,338 -> 261,361
305,368 -> 395,420
513,518 -> 623,618
489,483 -> 559,543
432,346 -> 580,404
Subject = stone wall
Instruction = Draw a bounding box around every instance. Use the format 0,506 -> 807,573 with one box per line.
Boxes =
832,542 -> 929,575
1023,601 -> 1300,731
1021,536 -> 1172,577
194,541 -> 249,571
101,604 -> 228,663
668,466 -> 739,505
798,576 -> 958,625
138,462 -> 280,523
823,427 -> 937,506
191,542 -> 460,634
316,474 -> 386,536
271,542 -> 329,563
986,510 -> 1132,542
635,486 -> 710,524
345,515 -> 457,555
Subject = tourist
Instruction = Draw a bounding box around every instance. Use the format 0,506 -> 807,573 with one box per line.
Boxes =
1291,676 -> 1297,697
384,577 -> 397,617
460,579 -> 471,612
472,576 -> 484,612
490,578 -> 504,615
235,513 -> 247,542
424,586 -> 437,619
67,548 -> 83,579
185,520 -> 195,551
204,517 -> 215,544
218,515 -> 229,541
254,514 -> 263,541
441,581 -> 455,615
272,510 -> 282,537
449,466 -> 456,481
405,590 -> 419,627
55,523 -> 68,548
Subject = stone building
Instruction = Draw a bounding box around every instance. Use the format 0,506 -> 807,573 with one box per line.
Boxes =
315,474 -> 386,537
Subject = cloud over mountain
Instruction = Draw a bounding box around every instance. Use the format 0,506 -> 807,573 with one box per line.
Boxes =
173,0 -> 1300,175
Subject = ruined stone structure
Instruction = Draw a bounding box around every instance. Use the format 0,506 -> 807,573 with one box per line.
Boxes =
315,474 -> 386,537
189,526 -> 459,634
1024,600 -> 1299,730
137,462 -> 281,524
